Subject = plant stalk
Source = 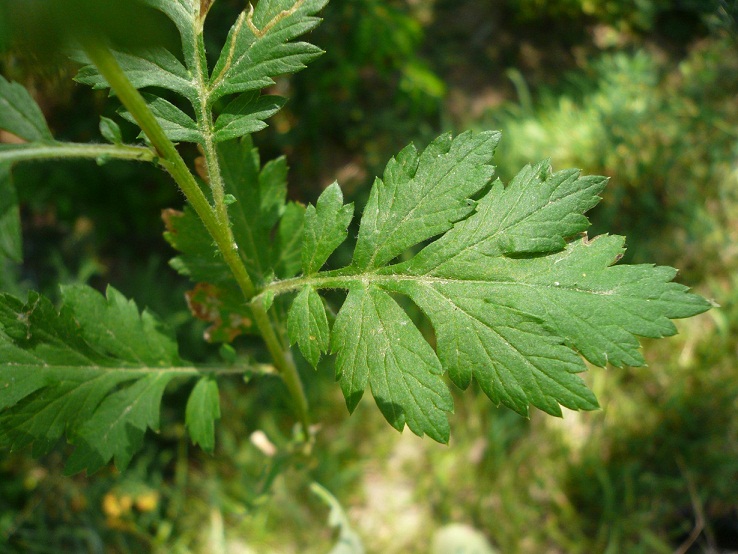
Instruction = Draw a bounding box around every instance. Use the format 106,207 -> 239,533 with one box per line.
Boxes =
0,142 -> 155,165
81,35 -> 311,440
193,31 -> 312,440
193,33 -> 232,241
251,300 -> 311,439
80,36 -> 256,300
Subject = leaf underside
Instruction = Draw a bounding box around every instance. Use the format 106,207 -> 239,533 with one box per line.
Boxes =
0,285 -> 204,474
286,130 -> 711,443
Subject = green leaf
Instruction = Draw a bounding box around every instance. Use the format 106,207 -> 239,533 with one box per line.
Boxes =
74,47 -> 196,100
163,207 -> 230,285
275,201 -> 306,279
287,286 -> 329,368
74,0 -> 326,145
65,372 -> 173,474
61,285 -> 182,365
352,131 -> 500,270
332,286 -> 453,443
0,75 -> 53,142
0,285 -> 200,473
303,182 -> 354,275
439,234 -> 710,369
99,116 -> 123,144
0,162 -> 21,263
120,95 -> 200,144
292,131 -> 710,440
386,279 -> 598,416
209,0 -> 328,102
216,138 -> 278,283
186,377 -> 220,453
217,138 -> 293,285
214,92 -> 286,142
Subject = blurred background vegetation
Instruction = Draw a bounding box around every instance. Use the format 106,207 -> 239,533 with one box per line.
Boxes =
1,0 -> 737,552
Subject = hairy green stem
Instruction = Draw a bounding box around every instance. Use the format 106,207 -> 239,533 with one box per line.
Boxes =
81,36 -> 312,440
80,37 -> 256,300
68,364 -> 275,376
192,33 -> 237,272
193,31 -> 311,440
251,300 -> 311,438
0,142 -> 155,165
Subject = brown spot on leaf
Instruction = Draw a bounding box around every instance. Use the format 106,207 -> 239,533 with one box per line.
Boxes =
199,0 -> 215,28
161,208 -> 184,234
194,155 -> 209,183
185,283 -> 255,343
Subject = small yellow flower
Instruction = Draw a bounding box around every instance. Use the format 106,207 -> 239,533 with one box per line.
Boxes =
135,491 -> 159,512
102,492 -> 133,518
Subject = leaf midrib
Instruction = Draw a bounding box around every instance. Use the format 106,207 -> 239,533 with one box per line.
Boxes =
263,270 -> 621,299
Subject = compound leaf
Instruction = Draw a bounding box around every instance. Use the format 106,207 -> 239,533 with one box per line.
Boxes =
74,0 -> 326,145
0,285 -> 210,473
292,131 -> 710,440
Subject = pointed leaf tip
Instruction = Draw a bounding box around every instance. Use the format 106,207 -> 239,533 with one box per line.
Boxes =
288,286 -> 330,368
303,182 -> 354,275
186,377 -> 221,453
